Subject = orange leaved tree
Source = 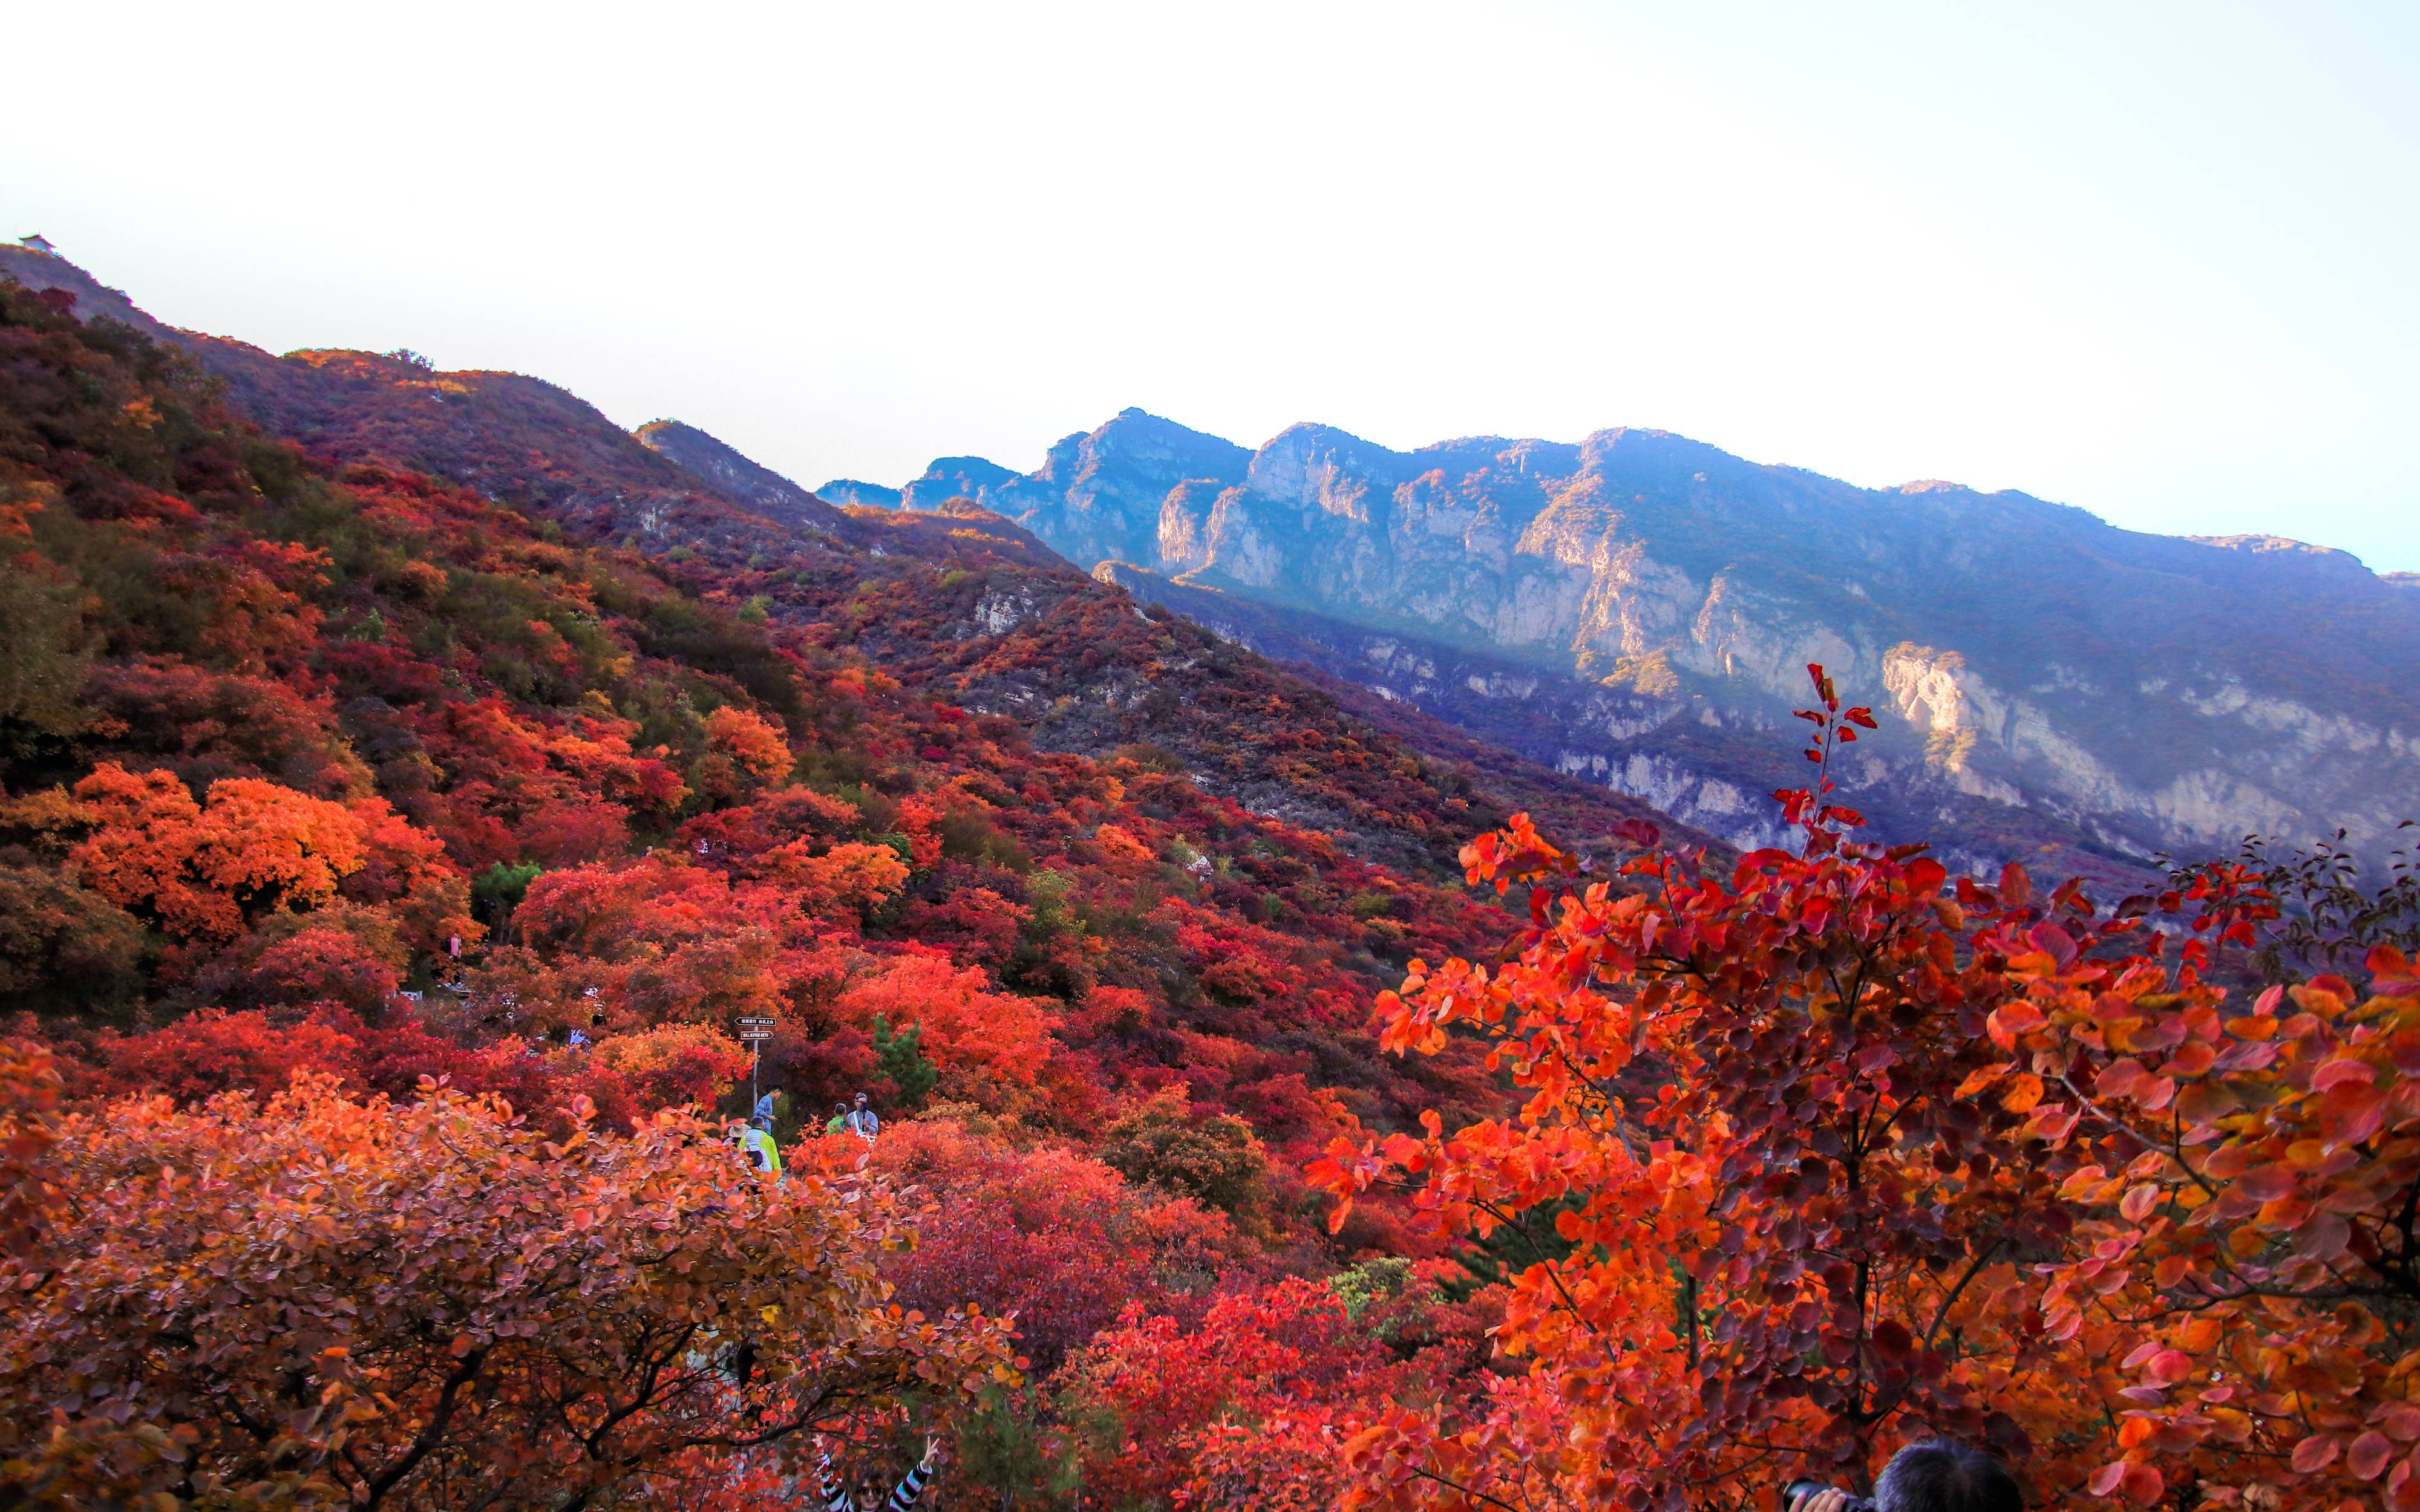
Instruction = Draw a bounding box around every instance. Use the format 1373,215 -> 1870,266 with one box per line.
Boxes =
1312,665 -> 2420,1511
64,761 -> 473,948
1998,889 -> 2420,1507
0,1046 -> 1018,1510
1312,667 -> 2066,1508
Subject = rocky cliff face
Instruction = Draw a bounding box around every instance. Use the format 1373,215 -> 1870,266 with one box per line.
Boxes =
898,409 -> 1254,572
849,411 -> 2420,872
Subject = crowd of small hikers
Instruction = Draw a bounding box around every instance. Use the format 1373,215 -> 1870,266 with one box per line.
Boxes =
728,1089 -> 883,1182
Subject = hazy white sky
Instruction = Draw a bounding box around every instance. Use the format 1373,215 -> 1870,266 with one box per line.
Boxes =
7,2 -> 2416,571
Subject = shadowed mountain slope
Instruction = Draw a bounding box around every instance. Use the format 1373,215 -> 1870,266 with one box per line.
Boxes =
636,419 -> 835,521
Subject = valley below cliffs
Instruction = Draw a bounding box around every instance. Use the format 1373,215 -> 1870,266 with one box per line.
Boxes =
845,409 -> 2420,878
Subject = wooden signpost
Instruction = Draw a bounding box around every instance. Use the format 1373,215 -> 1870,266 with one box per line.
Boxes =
736,1017 -> 776,1111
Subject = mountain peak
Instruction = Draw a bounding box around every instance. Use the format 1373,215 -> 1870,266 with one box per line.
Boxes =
0,244 -> 184,345
1069,409 -> 1252,487
819,478 -> 903,510
1077,408 -> 1249,456
1261,420 -> 1390,452
633,420 -> 836,530
899,456 -> 1021,513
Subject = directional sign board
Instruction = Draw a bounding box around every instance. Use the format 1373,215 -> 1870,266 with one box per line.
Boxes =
735,1016 -> 776,1042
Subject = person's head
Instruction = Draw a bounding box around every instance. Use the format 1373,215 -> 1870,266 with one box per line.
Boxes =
836,1101 -> 849,1115
1876,1439 -> 2021,1512
752,1113 -> 773,1132
854,1092 -> 869,1108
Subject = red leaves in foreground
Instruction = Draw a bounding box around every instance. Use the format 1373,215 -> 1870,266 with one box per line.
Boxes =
0,1049 -> 1016,1508
1312,672 -> 2420,1512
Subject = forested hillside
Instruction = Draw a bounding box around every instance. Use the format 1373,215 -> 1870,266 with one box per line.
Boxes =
0,263 -> 1624,1176
9,253 -> 2420,1512
0,256 -> 1693,1505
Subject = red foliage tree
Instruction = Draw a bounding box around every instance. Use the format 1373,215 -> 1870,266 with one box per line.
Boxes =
831,955 -> 1056,1111
863,1117 -> 1241,1377
1313,667 -> 2420,1512
69,764 -> 373,940
0,1049 -> 1018,1507
1060,1273 -> 1481,1511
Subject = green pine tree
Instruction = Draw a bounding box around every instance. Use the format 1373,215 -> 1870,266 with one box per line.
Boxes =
871,1013 -> 938,1110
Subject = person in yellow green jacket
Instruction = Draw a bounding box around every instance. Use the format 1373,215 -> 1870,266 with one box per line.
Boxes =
737,1115 -> 782,1181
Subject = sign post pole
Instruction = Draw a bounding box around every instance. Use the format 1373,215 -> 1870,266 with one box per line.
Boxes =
734,1017 -> 776,1121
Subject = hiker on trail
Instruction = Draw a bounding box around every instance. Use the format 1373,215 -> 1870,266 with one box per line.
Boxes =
845,1092 -> 881,1142
735,1114 -> 782,1181
817,1435 -> 942,1512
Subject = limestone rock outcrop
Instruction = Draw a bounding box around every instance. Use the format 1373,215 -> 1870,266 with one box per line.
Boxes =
838,411 -> 2420,872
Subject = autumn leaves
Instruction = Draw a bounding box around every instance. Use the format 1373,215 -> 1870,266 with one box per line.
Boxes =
1310,674 -> 2420,1511
0,1052 -> 1017,1507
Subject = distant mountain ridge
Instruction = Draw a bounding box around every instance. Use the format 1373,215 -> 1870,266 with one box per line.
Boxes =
0,244 -> 1702,879
833,409 -> 2420,873
11,238 -> 2402,878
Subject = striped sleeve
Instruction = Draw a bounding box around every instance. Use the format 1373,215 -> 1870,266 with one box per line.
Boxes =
818,1456 -> 856,1512
885,1462 -> 932,1512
